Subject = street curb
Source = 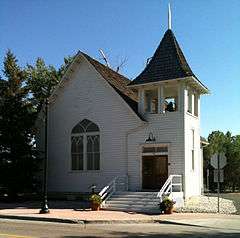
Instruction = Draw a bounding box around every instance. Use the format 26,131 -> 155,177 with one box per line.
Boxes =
0,214 -> 168,225
0,214 -> 203,226
84,219 -> 160,224
0,215 -> 84,224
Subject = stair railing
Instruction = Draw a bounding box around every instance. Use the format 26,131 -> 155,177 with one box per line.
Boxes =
157,174 -> 182,202
99,175 -> 128,206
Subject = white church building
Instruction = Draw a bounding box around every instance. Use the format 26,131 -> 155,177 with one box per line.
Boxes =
37,16 -> 209,210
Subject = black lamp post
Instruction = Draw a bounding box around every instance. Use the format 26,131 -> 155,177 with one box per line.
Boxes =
39,98 -> 50,214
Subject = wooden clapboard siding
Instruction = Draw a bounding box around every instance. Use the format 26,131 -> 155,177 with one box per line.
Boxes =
44,55 -> 141,192
127,111 -> 185,191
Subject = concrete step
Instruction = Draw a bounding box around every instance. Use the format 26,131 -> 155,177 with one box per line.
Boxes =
114,192 -> 158,195
105,203 -> 158,208
101,174 -> 184,213
104,191 -> 161,213
109,198 -> 159,203
106,201 -> 159,206
112,193 -> 158,199
114,191 -> 158,196
103,205 -> 160,214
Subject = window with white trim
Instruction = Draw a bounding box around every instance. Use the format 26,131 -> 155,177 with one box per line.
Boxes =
71,119 -> 100,171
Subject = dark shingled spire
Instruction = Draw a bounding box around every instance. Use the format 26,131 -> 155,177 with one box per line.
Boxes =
129,29 -> 196,85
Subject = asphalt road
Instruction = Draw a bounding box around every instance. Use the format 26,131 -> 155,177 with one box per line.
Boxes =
0,218 -> 239,238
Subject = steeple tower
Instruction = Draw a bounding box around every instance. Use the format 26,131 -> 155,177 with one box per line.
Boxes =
128,29 -> 196,86
126,4 -> 210,202
128,4 -> 207,93
128,4 -> 208,116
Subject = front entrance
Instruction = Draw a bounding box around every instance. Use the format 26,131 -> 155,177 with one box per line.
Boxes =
142,156 -> 168,190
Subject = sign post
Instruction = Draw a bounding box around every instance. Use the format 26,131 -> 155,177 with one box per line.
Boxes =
210,153 -> 227,213
217,154 -> 220,213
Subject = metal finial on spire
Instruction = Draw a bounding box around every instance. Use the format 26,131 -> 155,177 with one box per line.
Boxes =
168,3 -> 172,30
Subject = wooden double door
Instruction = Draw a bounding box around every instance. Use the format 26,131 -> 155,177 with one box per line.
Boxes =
142,156 -> 168,190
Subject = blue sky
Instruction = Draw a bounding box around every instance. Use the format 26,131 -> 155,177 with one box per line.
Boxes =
1,0 -> 239,137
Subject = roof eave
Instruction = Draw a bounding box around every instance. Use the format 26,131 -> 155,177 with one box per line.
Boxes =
188,76 -> 210,95
128,77 -> 187,88
128,76 -> 210,95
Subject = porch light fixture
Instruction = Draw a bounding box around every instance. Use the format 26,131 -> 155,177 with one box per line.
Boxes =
145,132 -> 156,143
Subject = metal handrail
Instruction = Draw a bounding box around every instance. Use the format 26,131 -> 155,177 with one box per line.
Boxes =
99,177 -> 117,203
157,174 -> 182,201
99,175 -> 128,205
157,175 -> 172,198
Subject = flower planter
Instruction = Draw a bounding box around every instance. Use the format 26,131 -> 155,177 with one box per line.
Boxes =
164,207 -> 174,214
91,203 -> 100,211
89,194 -> 102,211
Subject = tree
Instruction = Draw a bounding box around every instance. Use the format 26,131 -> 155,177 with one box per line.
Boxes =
25,55 -> 74,111
0,50 -> 36,198
25,58 -> 59,111
203,131 -> 240,192
58,55 -> 75,78
0,50 -> 74,199
224,135 -> 240,191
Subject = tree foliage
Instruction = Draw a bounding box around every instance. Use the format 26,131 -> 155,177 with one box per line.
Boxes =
25,55 -> 74,111
0,50 -> 74,199
0,50 -> 36,198
203,131 -> 240,192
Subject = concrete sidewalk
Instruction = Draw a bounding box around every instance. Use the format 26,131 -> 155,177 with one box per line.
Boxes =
0,205 -> 239,225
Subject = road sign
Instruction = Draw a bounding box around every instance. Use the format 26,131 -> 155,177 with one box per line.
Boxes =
210,153 -> 227,213
210,153 -> 227,169
214,169 -> 224,183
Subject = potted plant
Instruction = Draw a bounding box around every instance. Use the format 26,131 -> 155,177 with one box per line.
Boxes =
89,194 -> 102,211
159,197 -> 175,214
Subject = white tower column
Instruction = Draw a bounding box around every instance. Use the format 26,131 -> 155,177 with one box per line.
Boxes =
157,85 -> 161,113
138,87 -> 145,114
158,85 -> 165,113
178,83 -> 184,112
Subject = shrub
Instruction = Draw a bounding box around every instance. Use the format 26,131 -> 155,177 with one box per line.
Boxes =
159,197 -> 175,212
89,194 -> 102,205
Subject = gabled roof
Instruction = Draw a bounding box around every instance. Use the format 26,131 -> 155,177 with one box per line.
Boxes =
129,29 -> 196,86
81,52 -> 144,121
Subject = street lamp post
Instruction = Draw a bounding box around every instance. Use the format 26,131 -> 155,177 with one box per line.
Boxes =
39,98 -> 50,214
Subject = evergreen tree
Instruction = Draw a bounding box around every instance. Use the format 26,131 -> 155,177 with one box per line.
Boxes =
0,50 -> 36,198
0,51 -> 74,199
25,55 -> 74,111
58,55 -> 75,78
25,58 -> 59,111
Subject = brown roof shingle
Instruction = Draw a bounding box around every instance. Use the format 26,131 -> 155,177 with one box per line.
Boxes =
81,52 -> 144,120
129,29 -> 196,85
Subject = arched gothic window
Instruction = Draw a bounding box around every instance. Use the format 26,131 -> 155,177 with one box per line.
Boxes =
71,119 -> 100,170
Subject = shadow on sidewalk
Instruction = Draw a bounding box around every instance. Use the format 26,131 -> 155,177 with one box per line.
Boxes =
0,200 -> 90,210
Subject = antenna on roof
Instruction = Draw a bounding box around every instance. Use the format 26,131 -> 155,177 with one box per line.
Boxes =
99,49 -> 110,67
168,3 -> 172,30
